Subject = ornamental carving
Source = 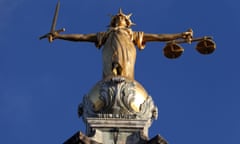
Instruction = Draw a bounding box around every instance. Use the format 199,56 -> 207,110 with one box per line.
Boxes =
78,76 -> 158,122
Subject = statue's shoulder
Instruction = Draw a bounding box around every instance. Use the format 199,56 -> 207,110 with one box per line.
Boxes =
95,32 -> 107,48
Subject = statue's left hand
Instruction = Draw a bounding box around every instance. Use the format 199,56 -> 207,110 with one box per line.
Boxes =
182,29 -> 193,43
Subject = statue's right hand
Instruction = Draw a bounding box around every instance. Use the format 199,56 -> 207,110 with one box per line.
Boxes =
48,31 -> 58,43
48,28 -> 65,43
39,32 -> 58,42
39,28 -> 65,42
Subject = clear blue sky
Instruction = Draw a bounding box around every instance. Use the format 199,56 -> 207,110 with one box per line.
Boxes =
1,0 -> 239,143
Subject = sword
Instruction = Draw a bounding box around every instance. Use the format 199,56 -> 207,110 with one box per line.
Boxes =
39,0 -> 65,42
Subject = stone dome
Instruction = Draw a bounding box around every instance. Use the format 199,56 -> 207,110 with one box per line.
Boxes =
79,76 -> 158,121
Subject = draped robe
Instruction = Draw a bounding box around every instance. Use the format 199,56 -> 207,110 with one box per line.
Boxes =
96,27 -> 145,80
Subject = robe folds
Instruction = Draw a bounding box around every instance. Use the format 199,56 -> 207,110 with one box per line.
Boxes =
96,28 -> 145,80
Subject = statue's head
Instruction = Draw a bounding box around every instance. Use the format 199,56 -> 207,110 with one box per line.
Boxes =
109,9 -> 135,28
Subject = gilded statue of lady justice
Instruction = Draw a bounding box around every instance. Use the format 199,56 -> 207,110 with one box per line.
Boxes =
41,7 -> 193,80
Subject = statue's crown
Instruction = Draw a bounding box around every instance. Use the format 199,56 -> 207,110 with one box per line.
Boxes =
110,8 -> 135,28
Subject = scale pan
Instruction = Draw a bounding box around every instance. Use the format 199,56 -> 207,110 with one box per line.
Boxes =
196,39 -> 216,54
163,43 -> 184,59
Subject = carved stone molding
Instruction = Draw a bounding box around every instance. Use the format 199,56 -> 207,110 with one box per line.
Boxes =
78,76 -> 158,123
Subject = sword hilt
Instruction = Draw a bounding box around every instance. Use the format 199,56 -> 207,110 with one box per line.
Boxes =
39,28 -> 65,43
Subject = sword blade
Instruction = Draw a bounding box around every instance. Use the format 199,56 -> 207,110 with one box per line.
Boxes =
50,0 -> 60,32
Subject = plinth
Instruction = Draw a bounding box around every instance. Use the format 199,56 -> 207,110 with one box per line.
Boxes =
64,76 -> 167,144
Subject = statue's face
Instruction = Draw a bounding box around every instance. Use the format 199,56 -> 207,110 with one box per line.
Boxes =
113,15 -> 127,27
